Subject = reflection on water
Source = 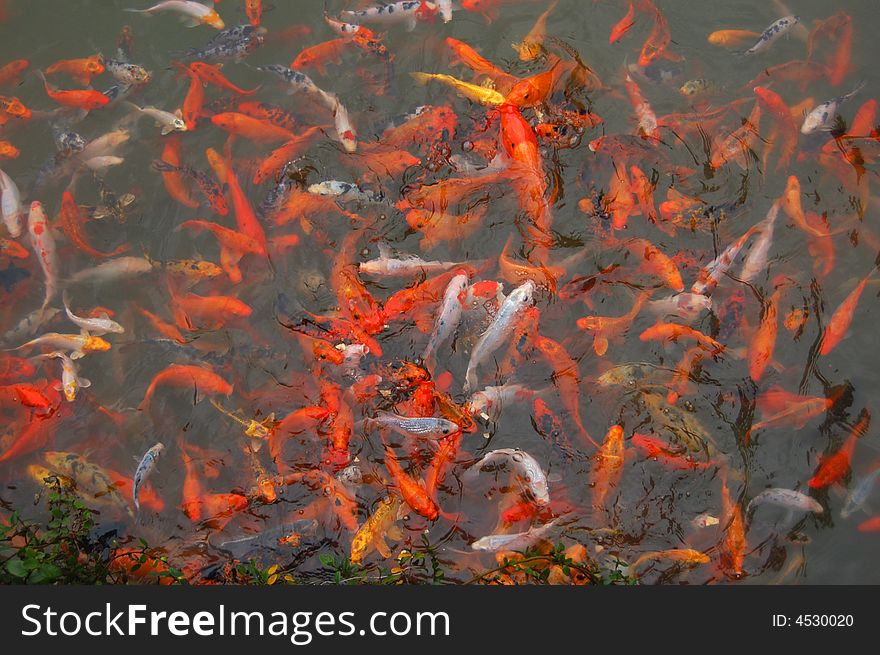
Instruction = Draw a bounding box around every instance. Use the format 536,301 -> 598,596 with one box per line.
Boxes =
1,0 -> 879,584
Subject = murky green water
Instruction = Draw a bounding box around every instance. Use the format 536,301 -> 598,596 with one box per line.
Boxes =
1,0 -> 879,584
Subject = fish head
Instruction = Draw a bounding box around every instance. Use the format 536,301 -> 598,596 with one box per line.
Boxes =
204,11 -> 226,30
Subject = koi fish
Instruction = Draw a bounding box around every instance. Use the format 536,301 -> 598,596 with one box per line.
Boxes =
630,549 -> 710,571
708,29 -> 761,48
139,363 -> 233,411
592,425 -> 625,509
801,81 -> 865,134
512,0 -> 557,60
745,488 -> 823,516
410,72 -> 506,106
422,271 -> 469,370
133,442 -> 164,511
809,410 -> 869,489
62,292 -> 124,337
350,495 -> 403,564
367,410 -> 460,439
744,15 -> 800,55
470,519 -> 559,552
0,166 -> 23,237
610,2 -> 637,44
124,101 -> 187,134
27,201 -> 58,311
465,448 -> 550,506
818,271 -> 873,356
125,1 -> 224,29
44,55 -> 104,86
464,280 -> 536,393
36,71 -> 109,110
44,451 -> 133,517
841,467 -> 880,519
383,446 -> 439,521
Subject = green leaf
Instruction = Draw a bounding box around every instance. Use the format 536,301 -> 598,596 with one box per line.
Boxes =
5,558 -> 28,578
319,553 -> 335,567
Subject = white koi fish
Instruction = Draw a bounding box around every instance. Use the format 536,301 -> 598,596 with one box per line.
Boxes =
471,519 -> 558,551
0,167 -> 23,238
133,442 -> 164,511
745,488 -> 823,516
739,201 -> 779,283
463,280 -> 536,393
744,15 -> 800,55
124,101 -> 187,135
800,82 -> 866,134
340,1 -> 436,32
63,291 -> 124,336
359,244 -> 467,278
422,272 -> 469,369
464,448 -> 550,505
67,256 -> 153,285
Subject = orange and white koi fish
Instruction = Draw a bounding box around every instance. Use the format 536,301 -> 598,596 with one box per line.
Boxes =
125,1 -> 224,29
26,201 -> 58,311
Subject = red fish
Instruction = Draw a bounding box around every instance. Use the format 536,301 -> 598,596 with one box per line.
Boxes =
819,271 -> 873,356
610,2 -> 636,43
139,364 -> 233,411
809,409 -> 869,489
38,72 -> 108,110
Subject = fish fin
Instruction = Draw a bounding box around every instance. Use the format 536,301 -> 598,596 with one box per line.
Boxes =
53,381 -> 63,392
78,377 -> 91,389
180,16 -> 201,28
160,125 -> 173,135
375,536 -> 392,558
70,350 -> 85,360
386,524 -> 403,541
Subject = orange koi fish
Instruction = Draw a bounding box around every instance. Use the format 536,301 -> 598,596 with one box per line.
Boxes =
610,1 -> 637,43
809,409 -> 869,489
640,322 -> 724,353
157,134 -> 199,209
245,0 -> 262,26
292,38 -> 351,75
269,406 -> 330,471
252,126 -> 324,185
748,285 -> 782,382
44,55 -> 105,86
512,0 -> 557,60
577,292 -> 648,356
60,191 -> 130,259
535,334 -> 598,448
37,71 -> 108,110
211,112 -> 297,143
632,432 -> 715,470
592,425 -> 625,509
139,364 -> 233,411
226,151 -> 268,253
753,86 -> 798,170
186,61 -> 259,95
384,446 -> 439,521
721,472 -> 745,577
0,59 -> 28,86
708,29 -> 761,48
819,271 -> 874,356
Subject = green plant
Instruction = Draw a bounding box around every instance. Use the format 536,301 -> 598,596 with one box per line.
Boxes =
0,477 -> 183,585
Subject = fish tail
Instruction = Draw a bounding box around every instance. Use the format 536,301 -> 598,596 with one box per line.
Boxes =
409,72 -> 434,85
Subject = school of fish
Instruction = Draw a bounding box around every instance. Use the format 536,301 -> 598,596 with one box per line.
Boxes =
0,0 -> 879,584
